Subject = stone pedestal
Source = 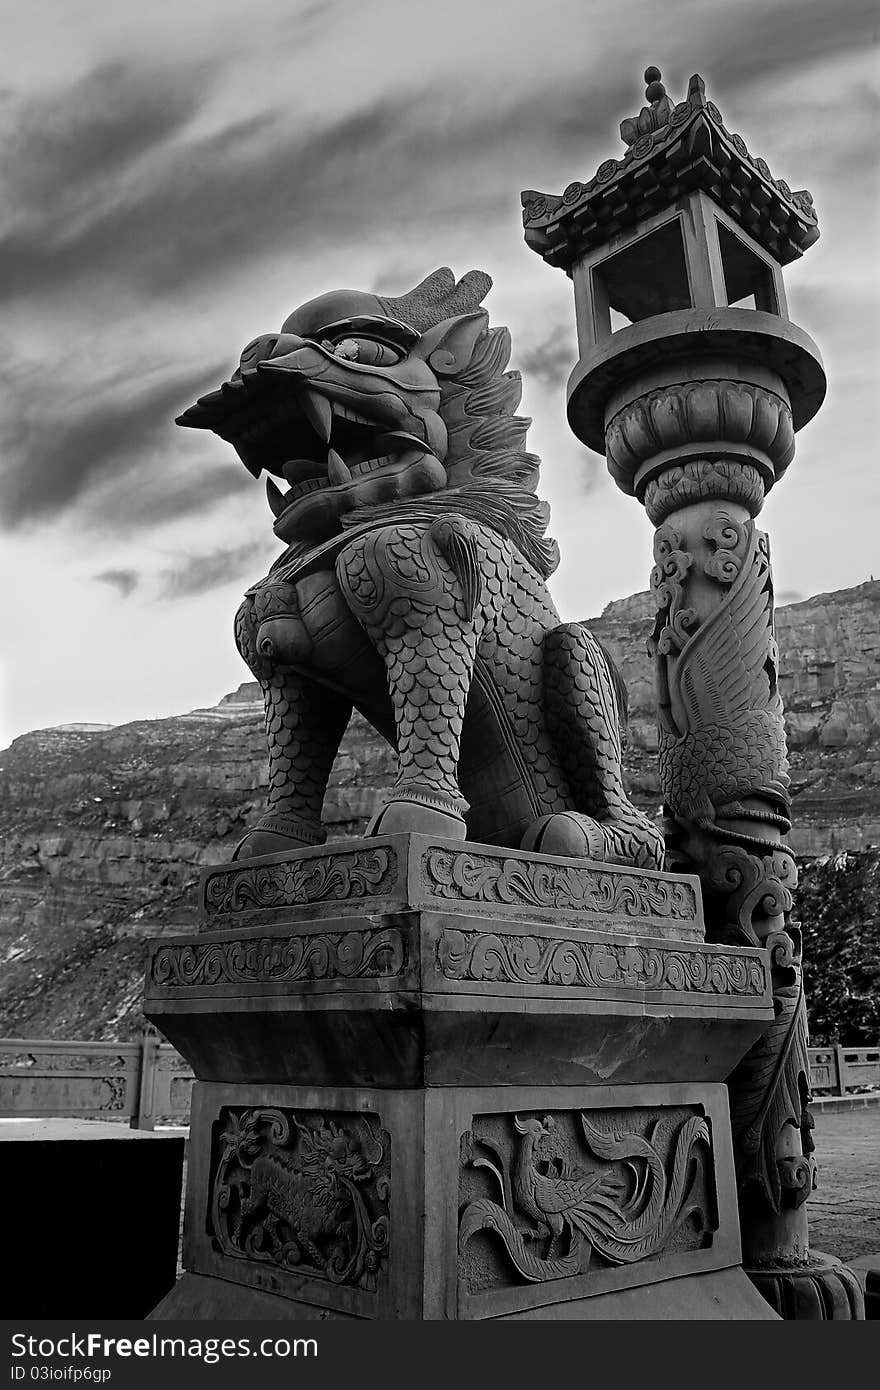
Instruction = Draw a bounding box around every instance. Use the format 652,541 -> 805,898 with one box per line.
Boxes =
145,835 -> 777,1319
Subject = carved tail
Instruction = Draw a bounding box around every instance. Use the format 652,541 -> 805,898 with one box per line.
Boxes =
580,1114 -> 710,1262
458,1198 -> 582,1282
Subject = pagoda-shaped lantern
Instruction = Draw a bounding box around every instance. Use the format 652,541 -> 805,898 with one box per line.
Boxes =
523,71 -> 864,1319
524,68 -> 824,495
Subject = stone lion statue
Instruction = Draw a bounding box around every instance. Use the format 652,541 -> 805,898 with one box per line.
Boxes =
178,268 -> 663,868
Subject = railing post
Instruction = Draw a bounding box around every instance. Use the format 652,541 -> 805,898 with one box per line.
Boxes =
132,1027 -> 160,1130
835,1043 -> 848,1097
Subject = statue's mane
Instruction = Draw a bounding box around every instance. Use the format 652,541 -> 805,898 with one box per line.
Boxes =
376,268 -> 559,578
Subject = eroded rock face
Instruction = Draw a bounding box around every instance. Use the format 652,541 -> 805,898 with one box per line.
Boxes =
0,582 -> 876,1037
0,687 -> 395,1038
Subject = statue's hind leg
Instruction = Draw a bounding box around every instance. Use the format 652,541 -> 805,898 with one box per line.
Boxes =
526,622 -> 665,869
233,598 -> 352,860
337,519 -> 483,839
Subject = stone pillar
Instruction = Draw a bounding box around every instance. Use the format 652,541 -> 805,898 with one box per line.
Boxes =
603,365 -> 864,1317
522,65 -> 866,1318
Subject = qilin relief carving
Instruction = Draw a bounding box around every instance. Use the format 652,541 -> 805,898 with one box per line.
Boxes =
203,846 -> 394,916
211,1108 -> 390,1291
151,928 -> 406,988
425,848 -> 697,921
438,928 -> 766,996
458,1108 -> 714,1288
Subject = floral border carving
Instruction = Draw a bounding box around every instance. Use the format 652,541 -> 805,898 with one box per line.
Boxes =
151,928 -> 406,987
203,847 -> 395,917
423,848 -> 698,923
437,928 -> 766,996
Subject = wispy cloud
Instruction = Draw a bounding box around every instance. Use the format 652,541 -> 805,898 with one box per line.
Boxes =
158,541 -> 266,600
516,324 -> 578,391
0,360 -> 232,529
693,0 -> 880,95
93,567 -> 140,598
0,52 -> 650,309
1,59 -> 204,198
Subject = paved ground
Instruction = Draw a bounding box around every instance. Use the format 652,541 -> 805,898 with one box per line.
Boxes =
807,1105 -> 880,1262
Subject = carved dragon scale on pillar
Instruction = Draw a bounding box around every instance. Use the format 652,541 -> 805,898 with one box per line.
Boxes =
609,351 -> 818,1281
646,464 -> 815,1240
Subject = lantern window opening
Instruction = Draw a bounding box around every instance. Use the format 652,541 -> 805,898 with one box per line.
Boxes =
590,214 -> 692,339
717,221 -> 780,314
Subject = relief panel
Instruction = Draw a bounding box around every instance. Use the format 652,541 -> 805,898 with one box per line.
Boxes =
458,1105 -> 717,1298
208,1106 -> 390,1293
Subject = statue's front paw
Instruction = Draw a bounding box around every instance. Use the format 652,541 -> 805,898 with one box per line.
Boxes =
232,813 -> 326,861
365,783 -> 468,840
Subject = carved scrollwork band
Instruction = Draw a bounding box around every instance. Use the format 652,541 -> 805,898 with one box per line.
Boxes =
0,1048 -> 134,1072
151,928 -> 406,988
210,1107 -> 390,1291
203,847 -> 395,917
437,927 -> 767,996
424,847 -> 698,923
199,837 -> 703,936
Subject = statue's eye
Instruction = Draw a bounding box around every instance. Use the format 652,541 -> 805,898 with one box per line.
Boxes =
321,336 -> 403,366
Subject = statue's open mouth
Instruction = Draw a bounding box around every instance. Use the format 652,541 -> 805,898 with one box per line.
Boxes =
177,361 -> 441,542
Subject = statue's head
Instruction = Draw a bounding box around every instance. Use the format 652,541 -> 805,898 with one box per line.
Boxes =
177,267 -> 557,574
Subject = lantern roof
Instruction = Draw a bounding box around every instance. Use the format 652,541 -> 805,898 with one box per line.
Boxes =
522,70 -> 819,272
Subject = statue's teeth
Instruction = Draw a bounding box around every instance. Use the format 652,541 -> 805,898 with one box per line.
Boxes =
300,390 -> 333,442
266,477 -> 288,517
327,448 -> 352,485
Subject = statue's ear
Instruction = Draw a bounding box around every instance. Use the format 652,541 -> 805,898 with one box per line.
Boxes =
413,311 -> 487,376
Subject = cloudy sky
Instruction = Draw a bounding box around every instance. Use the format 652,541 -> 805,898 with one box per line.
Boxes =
0,0 -> 877,748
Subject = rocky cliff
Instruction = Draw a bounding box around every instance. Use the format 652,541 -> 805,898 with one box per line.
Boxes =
1,581 -> 877,1039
